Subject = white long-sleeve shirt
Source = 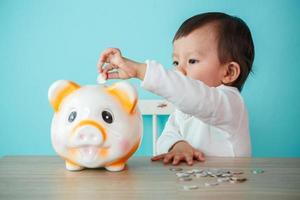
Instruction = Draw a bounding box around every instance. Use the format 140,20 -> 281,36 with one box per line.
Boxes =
141,60 -> 251,157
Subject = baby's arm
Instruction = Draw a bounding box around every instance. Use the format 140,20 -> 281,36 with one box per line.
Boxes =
97,48 -> 242,131
153,112 -> 205,165
142,60 -> 244,131
156,113 -> 184,154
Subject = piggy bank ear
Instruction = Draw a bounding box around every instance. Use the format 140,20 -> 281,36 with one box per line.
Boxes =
106,81 -> 138,114
48,80 -> 80,112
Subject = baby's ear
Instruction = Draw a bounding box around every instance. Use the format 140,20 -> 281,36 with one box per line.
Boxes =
105,81 -> 138,114
222,62 -> 241,85
48,80 -> 80,112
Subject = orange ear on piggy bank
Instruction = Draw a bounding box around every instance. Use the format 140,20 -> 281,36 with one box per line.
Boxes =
105,82 -> 138,114
48,80 -> 80,112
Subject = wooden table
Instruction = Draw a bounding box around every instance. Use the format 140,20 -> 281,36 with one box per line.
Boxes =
0,156 -> 300,200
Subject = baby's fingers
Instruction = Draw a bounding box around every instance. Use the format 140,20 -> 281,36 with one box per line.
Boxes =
97,48 -> 121,72
193,150 -> 205,162
163,153 -> 174,164
106,72 -> 120,79
102,63 -> 117,74
151,153 -> 167,161
172,154 -> 185,165
184,154 -> 194,165
99,64 -> 115,80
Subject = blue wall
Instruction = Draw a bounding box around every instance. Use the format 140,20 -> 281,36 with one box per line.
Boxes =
0,0 -> 299,157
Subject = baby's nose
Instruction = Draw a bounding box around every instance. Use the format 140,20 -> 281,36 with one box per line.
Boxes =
176,65 -> 187,76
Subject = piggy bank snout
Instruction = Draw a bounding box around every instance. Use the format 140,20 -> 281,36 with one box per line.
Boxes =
70,126 -> 104,147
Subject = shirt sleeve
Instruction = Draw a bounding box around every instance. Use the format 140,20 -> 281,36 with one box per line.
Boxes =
141,60 -> 244,132
156,112 -> 186,154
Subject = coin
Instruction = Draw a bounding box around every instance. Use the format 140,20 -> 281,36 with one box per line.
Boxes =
231,170 -> 244,175
252,168 -> 264,174
169,167 -> 183,172
217,177 -> 231,182
185,170 -> 195,174
97,73 -> 106,84
183,185 -> 199,191
192,169 -> 204,173
176,172 -> 190,178
179,177 -> 192,181
220,173 -> 232,177
207,168 -> 228,177
231,176 -> 247,182
194,171 -> 208,178
229,180 -> 238,184
204,181 -> 219,187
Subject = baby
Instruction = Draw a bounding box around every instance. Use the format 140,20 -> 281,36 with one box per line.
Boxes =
97,12 -> 254,166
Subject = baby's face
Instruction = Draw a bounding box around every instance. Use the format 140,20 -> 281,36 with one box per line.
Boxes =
173,23 -> 224,87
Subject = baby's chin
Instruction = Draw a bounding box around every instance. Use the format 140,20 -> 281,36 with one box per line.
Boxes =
190,77 -> 222,87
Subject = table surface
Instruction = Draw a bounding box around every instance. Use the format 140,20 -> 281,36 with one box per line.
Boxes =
0,156 -> 300,200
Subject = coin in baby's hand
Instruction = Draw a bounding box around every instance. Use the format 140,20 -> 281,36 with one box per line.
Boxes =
97,73 -> 107,84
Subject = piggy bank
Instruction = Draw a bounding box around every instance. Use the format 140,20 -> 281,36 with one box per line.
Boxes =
48,80 -> 143,171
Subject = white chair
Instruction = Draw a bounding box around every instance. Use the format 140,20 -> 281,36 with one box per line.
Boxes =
138,100 -> 174,156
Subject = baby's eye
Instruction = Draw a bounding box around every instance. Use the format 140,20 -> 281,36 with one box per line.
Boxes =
188,59 -> 199,64
172,61 -> 179,66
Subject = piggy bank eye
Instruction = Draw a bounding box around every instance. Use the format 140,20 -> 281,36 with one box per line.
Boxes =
102,110 -> 113,124
68,111 -> 77,123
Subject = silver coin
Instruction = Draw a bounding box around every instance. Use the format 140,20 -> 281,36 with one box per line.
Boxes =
176,172 -> 190,178
96,73 -> 106,84
231,170 -> 244,175
252,168 -> 264,174
169,167 -> 183,172
183,185 -> 199,191
204,181 -> 219,187
220,173 -> 232,177
194,171 -> 208,178
185,170 -> 195,174
192,169 -> 203,173
179,177 -> 193,181
194,173 -> 204,178
229,180 -> 238,184
207,168 -> 225,177
217,177 -> 231,182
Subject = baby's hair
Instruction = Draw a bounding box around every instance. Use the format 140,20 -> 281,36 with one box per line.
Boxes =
173,12 -> 255,91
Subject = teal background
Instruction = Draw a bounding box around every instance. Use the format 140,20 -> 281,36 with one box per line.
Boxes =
0,0 -> 299,157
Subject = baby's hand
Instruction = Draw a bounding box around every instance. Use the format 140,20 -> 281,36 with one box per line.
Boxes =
151,141 -> 205,165
97,48 -> 146,80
